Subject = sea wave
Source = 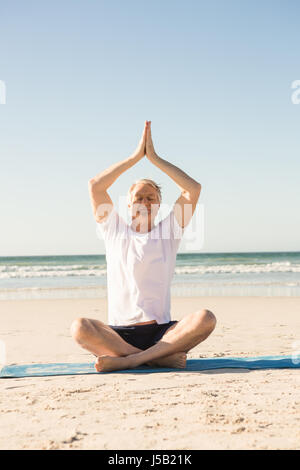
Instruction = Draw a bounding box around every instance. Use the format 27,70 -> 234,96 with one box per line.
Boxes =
175,262 -> 300,275
1,261 -> 300,279
0,264 -> 107,279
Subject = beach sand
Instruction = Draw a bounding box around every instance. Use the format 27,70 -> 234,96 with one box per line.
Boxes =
0,296 -> 299,450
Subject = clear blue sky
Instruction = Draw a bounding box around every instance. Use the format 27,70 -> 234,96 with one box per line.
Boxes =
1,0 -> 299,256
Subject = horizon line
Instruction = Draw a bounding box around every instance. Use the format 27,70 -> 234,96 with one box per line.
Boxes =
0,250 -> 300,258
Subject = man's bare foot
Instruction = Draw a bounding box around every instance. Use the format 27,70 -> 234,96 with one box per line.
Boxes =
95,355 -> 134,372
146,352 -> 187,369
94,352 -> 187,372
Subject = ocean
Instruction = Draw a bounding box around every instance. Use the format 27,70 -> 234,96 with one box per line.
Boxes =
1,251 -> 300,300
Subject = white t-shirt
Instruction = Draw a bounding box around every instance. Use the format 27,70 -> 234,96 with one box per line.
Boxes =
96,208 -> 184,326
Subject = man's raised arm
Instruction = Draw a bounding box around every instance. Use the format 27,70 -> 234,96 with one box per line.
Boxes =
145,121 -> 201,229
89,121 -> 147,191
145,121 -> 201,195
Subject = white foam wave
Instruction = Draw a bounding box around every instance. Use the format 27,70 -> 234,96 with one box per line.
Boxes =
1,261 -> 300,280
0,264 -> 107,279
175,262 -> 300,275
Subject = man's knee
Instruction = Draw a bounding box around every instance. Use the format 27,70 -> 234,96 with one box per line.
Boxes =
194,309 -> 217,333
70,317 -> 92,342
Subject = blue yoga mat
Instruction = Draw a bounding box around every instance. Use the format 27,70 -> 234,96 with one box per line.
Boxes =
1,355 -> 299,378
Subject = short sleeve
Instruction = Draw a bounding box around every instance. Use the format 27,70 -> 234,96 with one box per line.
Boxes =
170,208 -> 185,240
160,208 -> 184,252
96,207 -> 119,242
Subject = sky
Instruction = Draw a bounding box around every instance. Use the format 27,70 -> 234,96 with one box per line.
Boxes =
0,0 -> 299,256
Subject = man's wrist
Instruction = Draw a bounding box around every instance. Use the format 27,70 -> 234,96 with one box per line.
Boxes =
130,152 -> 144,162
146,152 -> 159,163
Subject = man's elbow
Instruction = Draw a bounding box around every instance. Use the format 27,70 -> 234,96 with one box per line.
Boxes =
88,178 -> 108,194
88,179 -> 99,194
89,178 -> 100,189
193,182 -> 202,195
182,183 -> 201,200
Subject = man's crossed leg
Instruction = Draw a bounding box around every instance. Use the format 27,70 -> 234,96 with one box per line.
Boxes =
71,309 -> 216,372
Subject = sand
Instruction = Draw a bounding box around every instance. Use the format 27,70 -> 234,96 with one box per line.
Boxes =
0,296 -> 299,450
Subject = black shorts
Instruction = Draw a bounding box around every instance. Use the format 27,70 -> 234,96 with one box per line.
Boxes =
108,320 -> 178,351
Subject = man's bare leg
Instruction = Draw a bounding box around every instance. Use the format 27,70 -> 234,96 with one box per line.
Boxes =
94,309 -> 217,372
70,318 -> 187,368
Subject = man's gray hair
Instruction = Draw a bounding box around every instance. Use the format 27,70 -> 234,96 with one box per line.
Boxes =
127,178 -> 162,205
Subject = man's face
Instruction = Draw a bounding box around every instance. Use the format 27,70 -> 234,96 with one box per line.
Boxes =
128,183 -> 160,221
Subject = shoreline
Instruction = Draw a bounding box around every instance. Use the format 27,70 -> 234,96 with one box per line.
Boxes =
1,284 -> 300,301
